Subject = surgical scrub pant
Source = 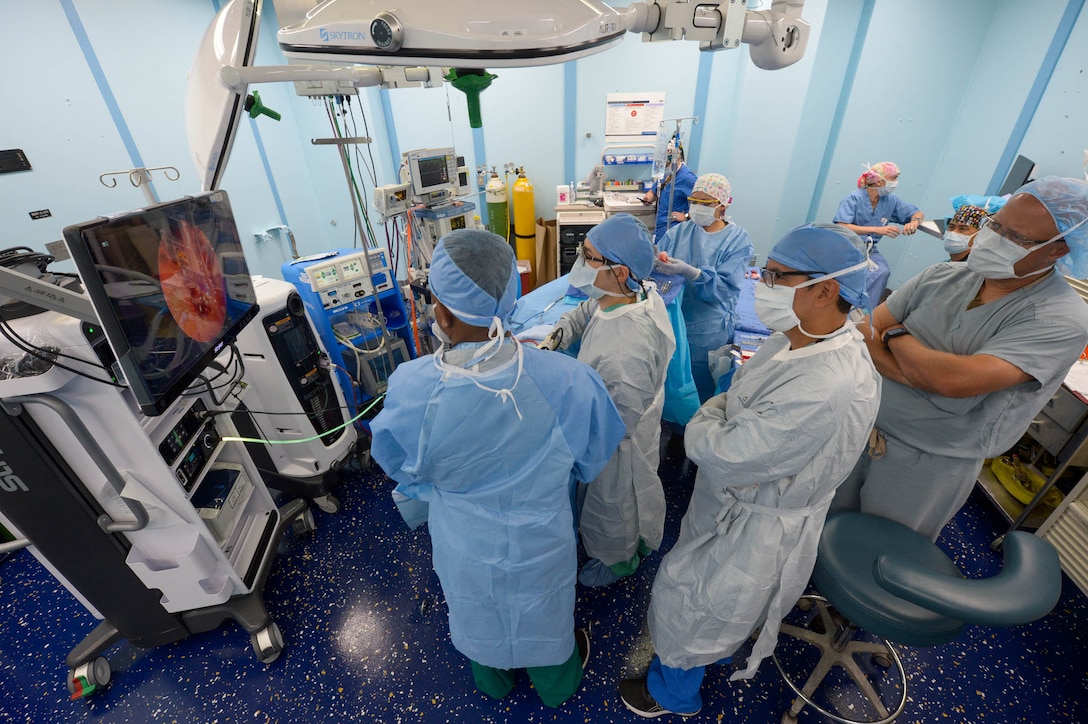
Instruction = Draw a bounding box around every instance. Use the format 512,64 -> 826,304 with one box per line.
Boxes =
470,645 -> 583,708
689,341 -> 717,404
647,656 -> 705,714
830,431 -> 984,542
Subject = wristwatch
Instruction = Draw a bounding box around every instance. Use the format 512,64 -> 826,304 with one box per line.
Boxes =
882,327 -> 911,347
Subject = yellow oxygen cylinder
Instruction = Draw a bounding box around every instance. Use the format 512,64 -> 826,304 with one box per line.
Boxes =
511,167 -> 536,291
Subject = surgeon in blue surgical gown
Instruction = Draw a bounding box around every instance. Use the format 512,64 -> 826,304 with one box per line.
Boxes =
370,229 -> 625,707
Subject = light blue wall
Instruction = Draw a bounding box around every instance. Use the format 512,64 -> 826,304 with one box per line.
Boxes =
1019,2 -> 1088,181
2,0 -> 1086,296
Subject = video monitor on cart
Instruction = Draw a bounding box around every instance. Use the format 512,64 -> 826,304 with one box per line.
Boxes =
63,191 -> 259,416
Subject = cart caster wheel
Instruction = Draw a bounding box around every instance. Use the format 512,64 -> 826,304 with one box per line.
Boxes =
990,535 -> 1005,553
292,508 -> 317,536
67,657 -> 111,698
251,622 -> 284,664
781,711 -> 799,724
313,494 -> 340,514
872,652 -> 893,669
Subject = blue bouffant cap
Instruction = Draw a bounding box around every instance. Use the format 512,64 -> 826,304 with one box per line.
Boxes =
1015,176 -> 1088,279
768,224 -> 870,309
429,229 -> 519,326
586,214 -> 655,291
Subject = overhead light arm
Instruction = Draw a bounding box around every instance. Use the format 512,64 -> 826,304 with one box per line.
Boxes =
625,0 -> 809,70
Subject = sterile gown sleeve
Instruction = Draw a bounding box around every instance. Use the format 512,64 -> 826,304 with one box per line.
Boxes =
552,300 -> 596,351
685,376 -> 841,487
536,359 -> 626,486
370,363 -> 436,529
686,227 -> 753,307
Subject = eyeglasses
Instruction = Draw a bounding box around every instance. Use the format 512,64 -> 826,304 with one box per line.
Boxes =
980,217 -> 1043,248
759,266 -> 821,289
577,243 -> 611,265
686,196 -> 720,207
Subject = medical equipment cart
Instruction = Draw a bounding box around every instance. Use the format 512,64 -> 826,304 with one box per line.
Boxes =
0,310 -> 314,697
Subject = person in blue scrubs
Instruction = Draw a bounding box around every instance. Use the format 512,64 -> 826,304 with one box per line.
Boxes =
642,139 -> 698,243
654,173 -> 754,402
834,161 -> 924,304
369,229 -> 625,707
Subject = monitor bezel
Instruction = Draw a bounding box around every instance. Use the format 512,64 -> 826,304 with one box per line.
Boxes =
62,191 -> 259,417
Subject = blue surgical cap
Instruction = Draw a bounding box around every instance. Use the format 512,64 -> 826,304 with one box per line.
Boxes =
586,213 -> 654,291
1015,176 -> 1088,278
768,224 -> 869,309
950,194 -> 1006,215
430,229 -> 519,326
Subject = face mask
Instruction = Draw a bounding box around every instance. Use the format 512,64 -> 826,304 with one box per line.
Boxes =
568,256 -> 609,299
876,185 -> 893,197
688,205 -> 718,228
966,226 -> 1057,279
431,320 -> 452,347
943,231 -> 974,255
755,259 -> 871,335
754,283 -> 800,332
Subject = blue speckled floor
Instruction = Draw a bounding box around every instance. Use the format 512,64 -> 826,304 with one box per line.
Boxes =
2,434 -> 1087,723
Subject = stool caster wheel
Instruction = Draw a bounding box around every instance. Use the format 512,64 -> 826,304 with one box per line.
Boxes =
872,652 -> 893,668
67,657 -> 111,698
781,712 -> 799,724
796,598 -> 815,612
251,622 -> 284,664
292,508 -> 317,536
990,535 -> 1005,553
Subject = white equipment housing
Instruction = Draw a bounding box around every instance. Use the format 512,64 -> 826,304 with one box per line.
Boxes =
232,277 -> 359,514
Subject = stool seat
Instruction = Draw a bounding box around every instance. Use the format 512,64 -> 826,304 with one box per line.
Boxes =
813,513 -> 964,647
776,511 -> 1062,723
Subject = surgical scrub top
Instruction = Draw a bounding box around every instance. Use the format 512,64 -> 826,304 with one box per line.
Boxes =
656,220 -> 754,352
880,263 -> 1088,459
833,188 -> 919,241
369,340 -> 625,671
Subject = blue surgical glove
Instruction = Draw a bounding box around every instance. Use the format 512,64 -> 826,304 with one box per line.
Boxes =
654,256 -> 701,281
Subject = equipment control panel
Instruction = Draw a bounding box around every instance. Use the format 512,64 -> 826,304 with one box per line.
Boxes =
158,399 -> 222,493
303,249 -> 396,311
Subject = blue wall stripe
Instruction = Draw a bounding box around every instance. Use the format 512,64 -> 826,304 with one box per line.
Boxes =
563,62 -> 577,184
378,88 -> 401,172
987,0 -> 1085,194
806,0 -> 876,221
687,52 -> 714,169
249,117 -> 289,225
60,0 -> 158,201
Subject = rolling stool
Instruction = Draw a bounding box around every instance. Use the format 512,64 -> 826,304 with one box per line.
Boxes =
773,512 -> 1062,724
